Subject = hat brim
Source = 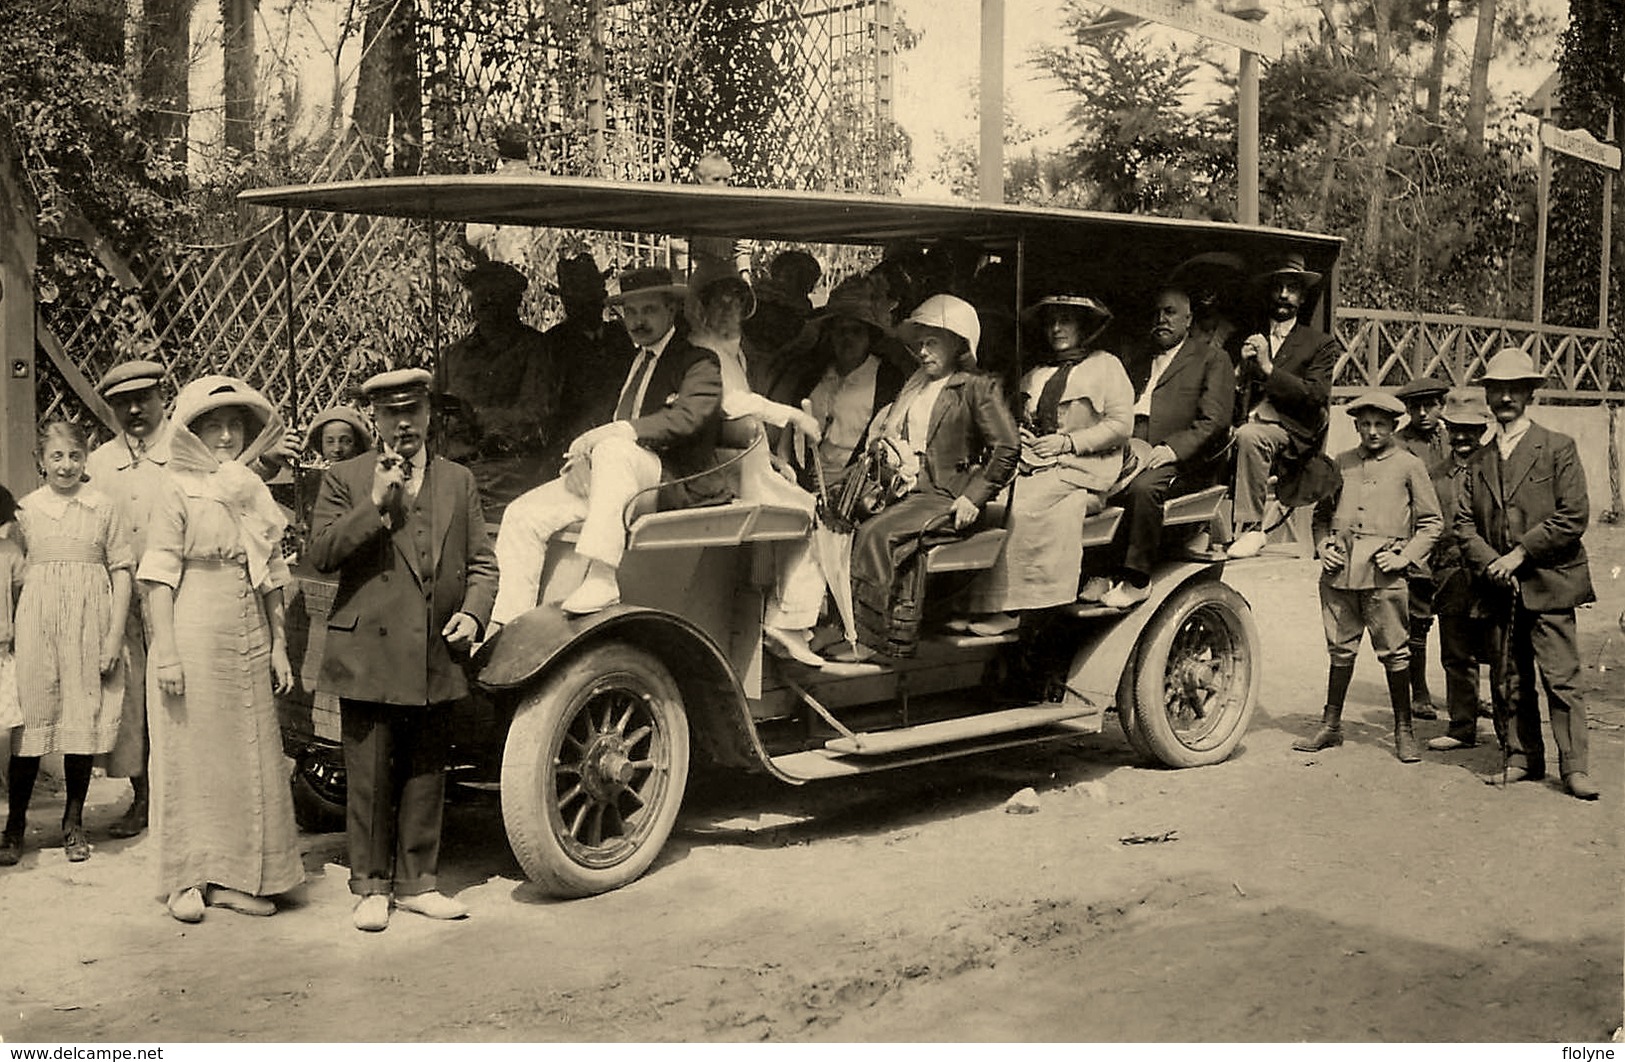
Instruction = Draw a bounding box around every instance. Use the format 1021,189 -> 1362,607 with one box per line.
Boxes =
609,283 -> 688,305
1256,267 -> 1323,288
1442,415 -> 1491,427
1477,372 -> 1545,385
101,378 -> 164,398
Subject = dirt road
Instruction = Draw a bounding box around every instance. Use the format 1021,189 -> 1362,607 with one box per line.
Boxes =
3,531 -> 1622,1042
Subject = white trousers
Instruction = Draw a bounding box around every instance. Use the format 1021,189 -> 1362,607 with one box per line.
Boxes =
491,437 -> 662,625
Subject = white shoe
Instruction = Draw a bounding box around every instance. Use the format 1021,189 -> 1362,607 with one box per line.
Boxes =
352,894 -> 390,932
394,891 -> 469,920
1078,577 -> 1111,602
1100,582 -> 1150,609
1425,735 -> 1475,751
561,562 -> 621,614
1226,529 -> 1268,559
764,625 -> 825,668
966,612 -> 1021,636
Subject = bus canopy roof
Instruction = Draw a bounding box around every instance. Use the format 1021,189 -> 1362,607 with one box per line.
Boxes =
239,175 -> 1341,271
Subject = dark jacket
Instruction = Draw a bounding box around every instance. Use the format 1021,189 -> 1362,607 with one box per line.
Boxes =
910,371 -> 1020,506
1120,335 -> 1234,470
309,453 -> 498,706
626,334 -> 732,510
1453,422 -> 1595,613
1240,322 -> 1338,452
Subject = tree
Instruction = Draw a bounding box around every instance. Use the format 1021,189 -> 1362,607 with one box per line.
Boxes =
221,0 -> 258,156
137,0 -> 198,178
351,0 -> 419,173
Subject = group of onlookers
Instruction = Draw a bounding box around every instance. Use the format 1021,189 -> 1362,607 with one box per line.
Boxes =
1,193 -> 1601,943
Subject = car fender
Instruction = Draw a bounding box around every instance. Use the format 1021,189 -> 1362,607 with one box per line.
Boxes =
1064,561 -> 1230,710
476,603 -> 768,771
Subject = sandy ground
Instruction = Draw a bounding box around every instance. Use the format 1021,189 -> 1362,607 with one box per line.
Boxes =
2,529 -> 1622,1043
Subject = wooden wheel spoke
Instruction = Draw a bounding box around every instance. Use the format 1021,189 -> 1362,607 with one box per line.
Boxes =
584,802 -> 606,847
623,724 -> 653,749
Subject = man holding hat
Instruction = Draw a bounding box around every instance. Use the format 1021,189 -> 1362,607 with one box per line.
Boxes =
307,367 -> 498,929
1424,390 -> 1495,752
1297,390 -> 1441,761
1453,349 -> 1598,799
1228,253 -> 1340,559
83,360 -> 174,838
441,260 -> 555,515
491,265 -> 728,624
540,252 -> 636,479
1393,376 -> 1453,721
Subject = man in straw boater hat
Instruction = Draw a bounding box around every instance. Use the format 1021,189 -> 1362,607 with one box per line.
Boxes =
489,265 -> 729,626
1453,349 -> 1599,799
1392,375 -> 1453,722
83,360 -> 174,839
539,251 -> 636,479
1226,252 -> 1341,559
307,368 -> 498,930
1422,390 -> 1496,753
1295,391 -> 1441,762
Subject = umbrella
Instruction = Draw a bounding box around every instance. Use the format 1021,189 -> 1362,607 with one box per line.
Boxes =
808,443 -> 860,655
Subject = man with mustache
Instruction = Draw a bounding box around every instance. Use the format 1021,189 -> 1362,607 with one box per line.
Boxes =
84,361 -> 173,839
1226,254 -> 1340,559
1452,349 -> 1598,800
308,368 -> 499,929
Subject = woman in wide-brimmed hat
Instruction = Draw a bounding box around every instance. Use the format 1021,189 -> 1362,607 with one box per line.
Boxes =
139,375 -> 303,922
956,293 -> 1134,634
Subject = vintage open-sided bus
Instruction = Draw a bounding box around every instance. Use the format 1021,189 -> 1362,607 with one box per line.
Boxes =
241,175 -> 1342,897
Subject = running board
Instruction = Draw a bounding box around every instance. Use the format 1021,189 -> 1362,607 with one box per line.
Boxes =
771,720 -> 1098,780
823,703 -> 1095,755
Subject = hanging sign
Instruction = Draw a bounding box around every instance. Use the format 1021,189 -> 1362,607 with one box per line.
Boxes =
1105,0 -> 1284,58
1539,122 -> 1622,171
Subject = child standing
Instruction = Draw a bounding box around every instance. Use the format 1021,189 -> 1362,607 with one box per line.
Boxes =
2,422 -> 132,866
1294,392 -> 1442,762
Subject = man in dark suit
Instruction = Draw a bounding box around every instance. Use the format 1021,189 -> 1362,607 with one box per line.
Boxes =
1454,349 -> 1598,800
1099,286 -> 1234,608
308,368 -> 499,930
1226,254 -> 1340,559
538,252 -> 636,481
490,266 -> 728,624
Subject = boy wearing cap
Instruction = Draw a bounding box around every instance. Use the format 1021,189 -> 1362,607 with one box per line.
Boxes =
84,360 -> 174,838
1453,350 -> 1597,799
1296,391 -> 1442,761
308,368 -> 498,929
1394,376 -> 1452,721
1423,391 -> 1494,751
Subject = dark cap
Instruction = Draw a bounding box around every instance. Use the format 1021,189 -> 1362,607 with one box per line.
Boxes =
1395,376 -> 1450,402
361,368 -> 433,410
98,360 -> 166,398
551,253 -> 608,298
460,261 -> 529,300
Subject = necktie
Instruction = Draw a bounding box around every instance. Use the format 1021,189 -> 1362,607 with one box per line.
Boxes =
400,455 -> 417,499
615,350 -> 655,421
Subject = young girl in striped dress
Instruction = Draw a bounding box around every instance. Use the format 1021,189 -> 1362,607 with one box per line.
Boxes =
1,422 -> 132,866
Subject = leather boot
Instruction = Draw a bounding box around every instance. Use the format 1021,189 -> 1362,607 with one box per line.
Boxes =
1293,705 -> 1344,751
108,774 -> 149,839
1387,669 -> 1420,763
1408,641 -> 1437,719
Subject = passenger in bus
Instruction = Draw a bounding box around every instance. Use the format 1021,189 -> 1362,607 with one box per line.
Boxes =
769,274 -> 908,483
956,294 -> 1131,635
439,260 -> 556,516
489,267 -> 729,624
1092,286 -> 1234,609
847,295 -> 1019,657
464,122 -> 535,269
743,249 -> 824,393
1227,254 -> 1339,559
1170,252 -> 1247,364
685,261 -> 828,666
539,252 -> 636,480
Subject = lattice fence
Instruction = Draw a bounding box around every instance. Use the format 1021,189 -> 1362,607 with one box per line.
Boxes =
1333,308 -> 1623,398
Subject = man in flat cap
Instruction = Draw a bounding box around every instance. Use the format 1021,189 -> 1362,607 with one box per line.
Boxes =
1453,350 -> 1598,799
83,360 -> 173,838
539,252 -> 636,480
1392,376 -> 1453,721
307,367 -> 498,930
1297,390 -> 1441,762
440,260 -> 556,517
491,265 -> 728,624
1424,390 -> 1495,752
1228,253 -> 1340,559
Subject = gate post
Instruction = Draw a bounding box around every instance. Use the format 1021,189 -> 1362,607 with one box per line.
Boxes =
0,129 -> 38,494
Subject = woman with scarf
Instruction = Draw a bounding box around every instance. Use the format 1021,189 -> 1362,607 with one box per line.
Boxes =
958,295 -> 1133,635
140,376 -> 302,923
847,295 -> 1020,658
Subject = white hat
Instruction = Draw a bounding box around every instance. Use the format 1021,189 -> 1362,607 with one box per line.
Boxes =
896,294 -> 981,362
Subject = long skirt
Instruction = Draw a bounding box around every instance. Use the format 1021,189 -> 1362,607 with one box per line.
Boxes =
149,560 -> 302,900
964,467 -> 1096,613
14,557 -> 123,757
851,491 -> 964,657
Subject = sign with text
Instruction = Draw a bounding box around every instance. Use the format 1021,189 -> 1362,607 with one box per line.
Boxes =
1539,122 -> 1622,171
1107,0 -> 1284,57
